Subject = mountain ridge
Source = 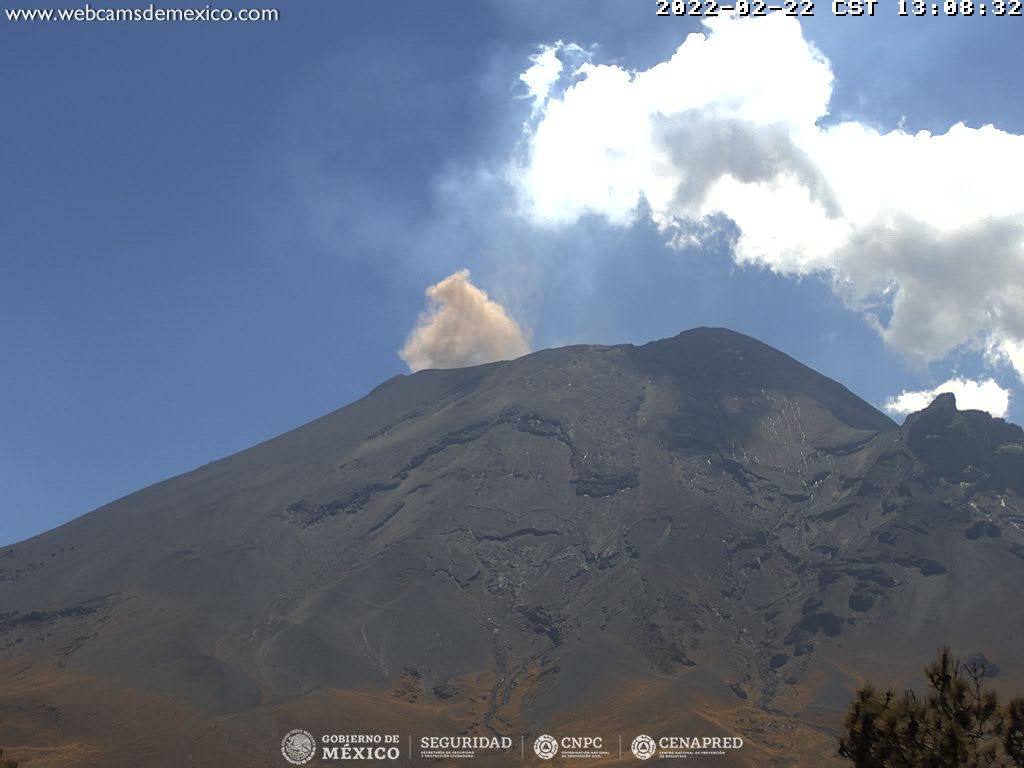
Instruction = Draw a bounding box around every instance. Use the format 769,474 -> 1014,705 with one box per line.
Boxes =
1,326 -> 1021,768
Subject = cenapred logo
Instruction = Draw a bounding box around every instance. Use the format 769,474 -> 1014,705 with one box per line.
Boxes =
630,733 -> 744,760
534,734 -> 559,759
281,729 -> 316,765
631,734 -> 657,760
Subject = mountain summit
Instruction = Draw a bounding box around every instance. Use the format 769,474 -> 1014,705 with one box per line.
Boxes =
2,328 -> 1022,767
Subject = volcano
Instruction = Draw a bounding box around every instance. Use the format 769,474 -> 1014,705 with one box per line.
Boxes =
2,328 -> 1023,767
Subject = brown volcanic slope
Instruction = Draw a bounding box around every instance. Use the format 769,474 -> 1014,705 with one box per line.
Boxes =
2,328 -> 1024,767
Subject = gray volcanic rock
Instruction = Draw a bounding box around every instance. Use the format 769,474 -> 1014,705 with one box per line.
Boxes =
1,327 -> 1022,767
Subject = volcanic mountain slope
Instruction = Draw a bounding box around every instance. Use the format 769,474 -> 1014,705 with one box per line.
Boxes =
2,327 -> 1024,767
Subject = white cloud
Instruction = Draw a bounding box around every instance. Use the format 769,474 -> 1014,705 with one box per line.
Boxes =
987,337 -> 1024,384
884,378 -> 1010,419
511,15 -> 1024,380
520,44 -> 564,115
400,270 -> 530,372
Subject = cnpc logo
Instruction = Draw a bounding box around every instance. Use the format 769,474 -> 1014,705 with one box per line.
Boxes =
533,734 -> 604,759
533,735 -> 558,759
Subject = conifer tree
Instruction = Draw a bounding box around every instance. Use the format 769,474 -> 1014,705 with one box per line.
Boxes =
839,648 -> 1024,767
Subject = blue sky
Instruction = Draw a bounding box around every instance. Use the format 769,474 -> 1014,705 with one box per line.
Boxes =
2,2 -> 1022,546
